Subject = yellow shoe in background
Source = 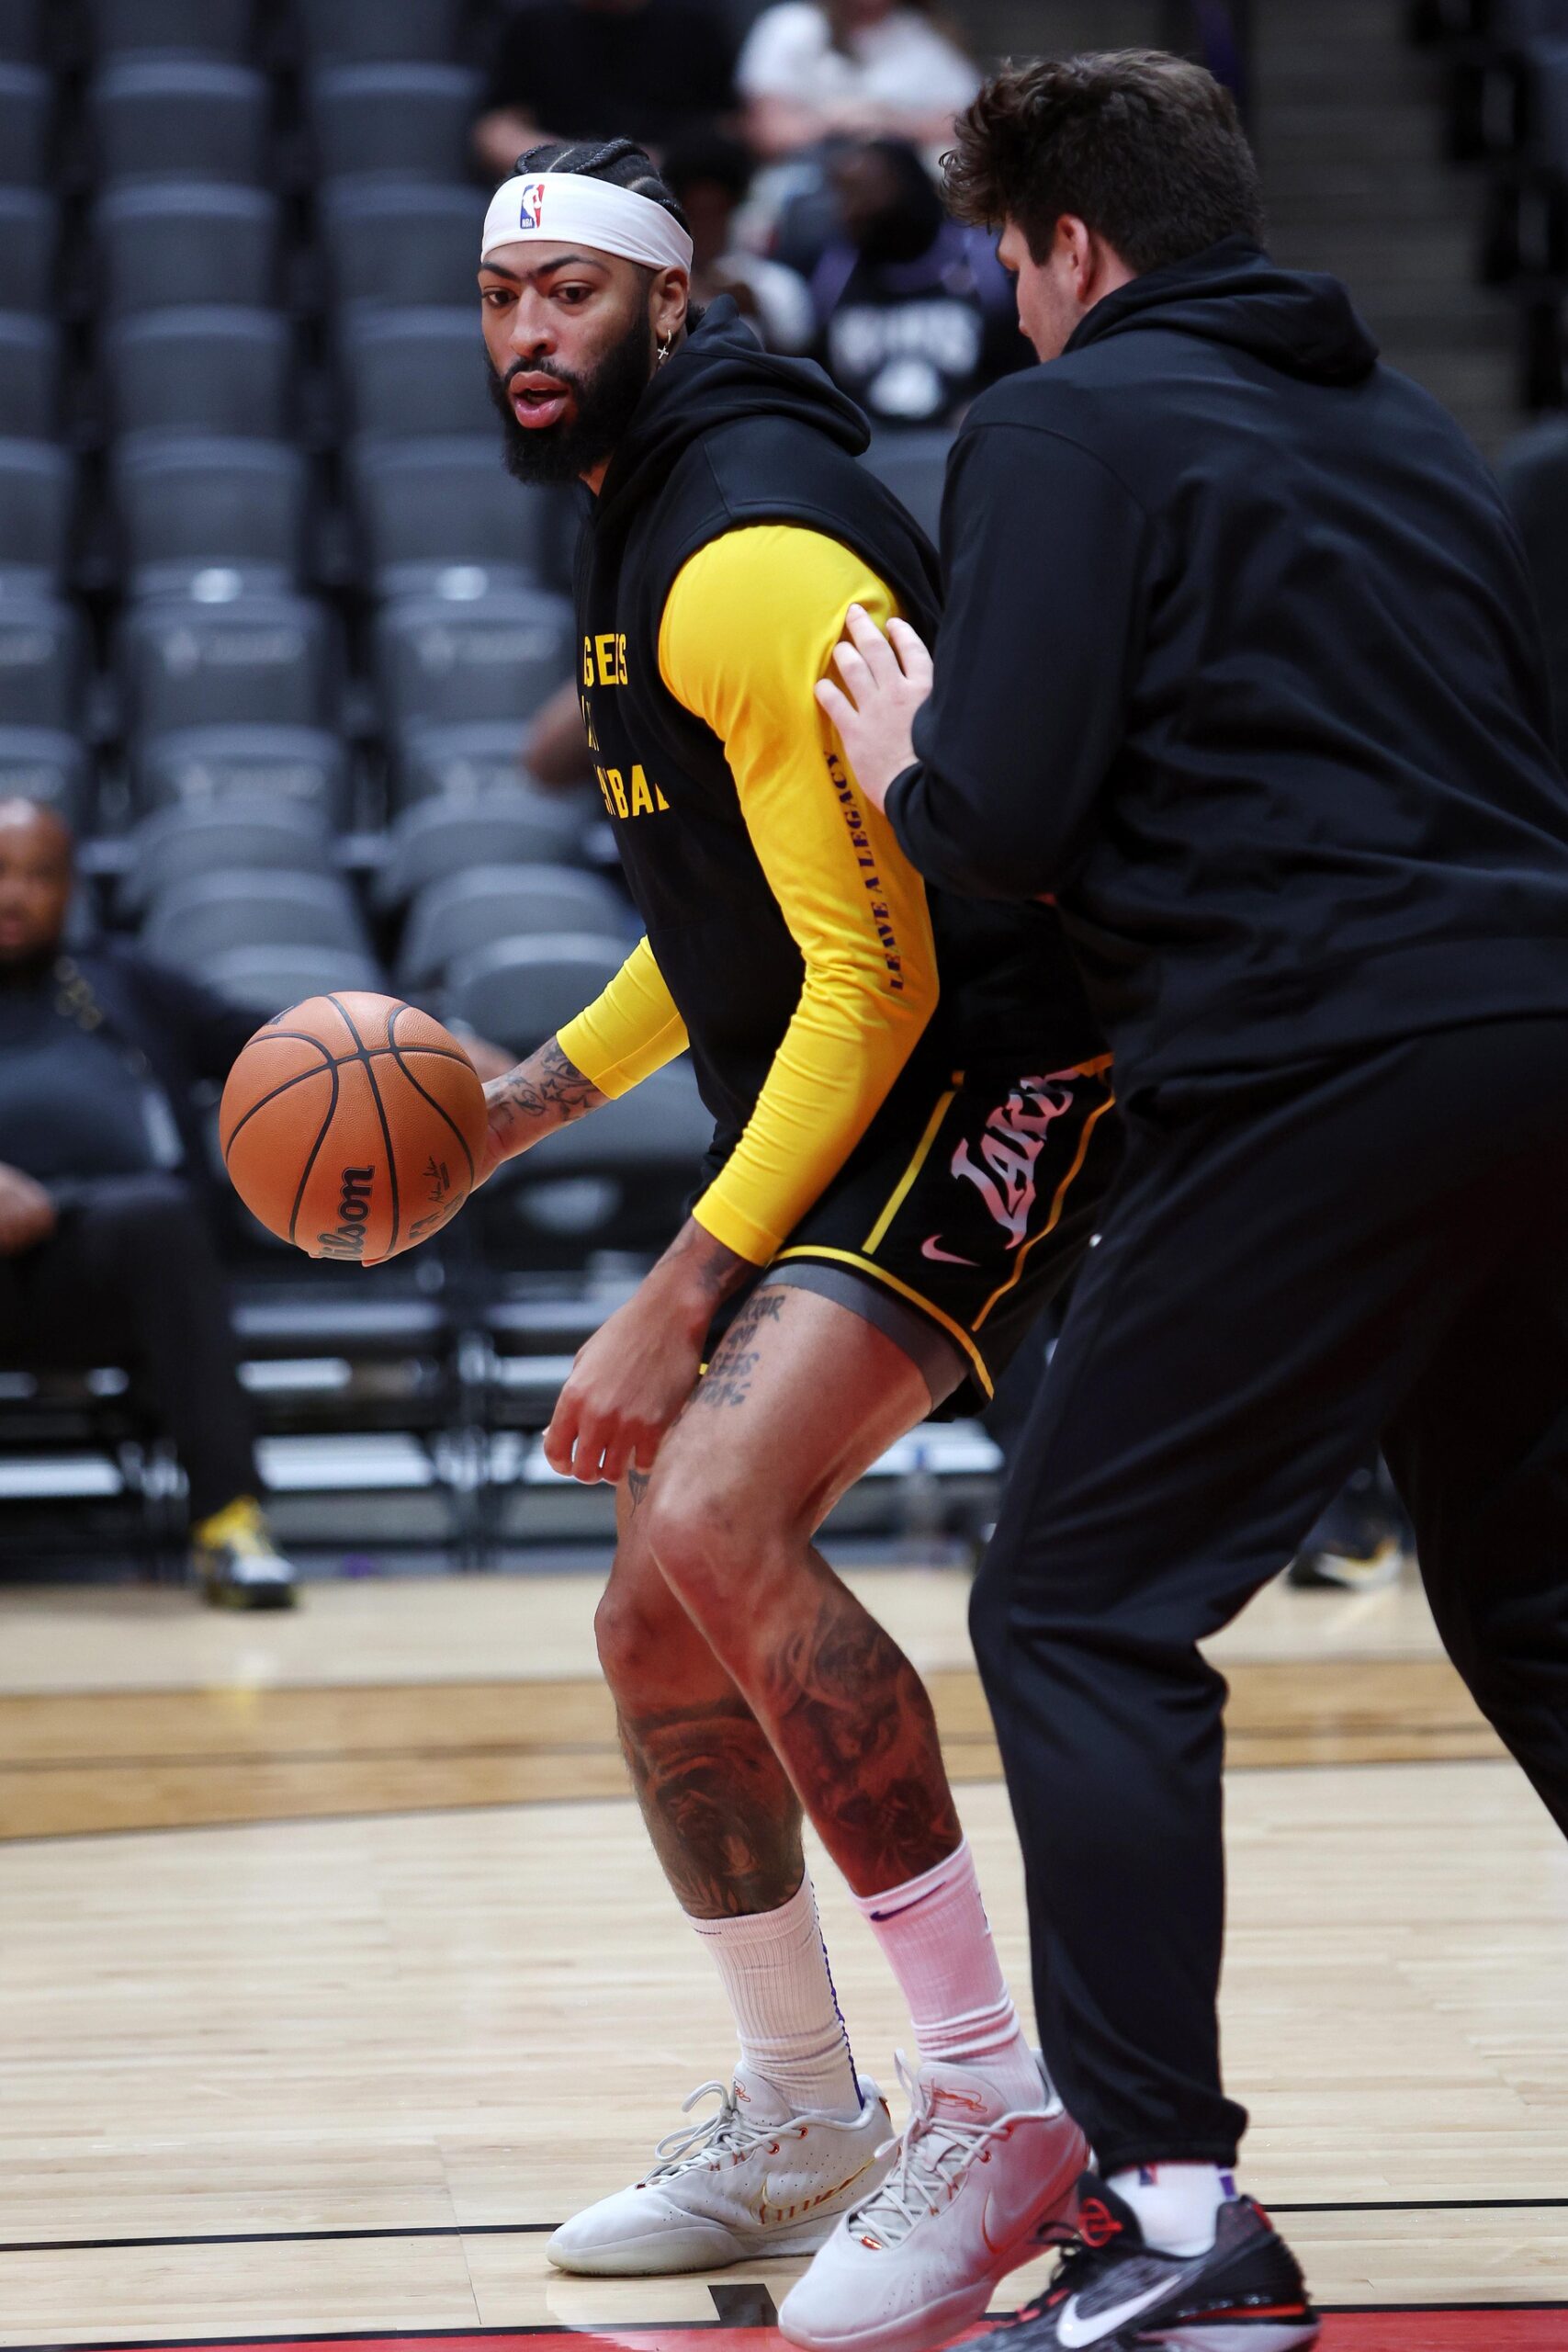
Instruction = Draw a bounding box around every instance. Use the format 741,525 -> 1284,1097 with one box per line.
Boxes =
190,1495 -> 299,1611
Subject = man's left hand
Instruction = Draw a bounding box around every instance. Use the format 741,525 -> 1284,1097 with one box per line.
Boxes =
816,605 -> 933,814
542,1218 -> 752,1484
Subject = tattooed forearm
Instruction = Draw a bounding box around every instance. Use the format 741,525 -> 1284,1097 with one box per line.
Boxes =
692,1286 -> 787,1411
485,1037 -> 606,1155
762,1585 -> 963,1890
617,1693 -> 806,1917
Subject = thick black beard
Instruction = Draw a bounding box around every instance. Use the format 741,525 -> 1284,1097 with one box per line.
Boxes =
488,307 -> 658,487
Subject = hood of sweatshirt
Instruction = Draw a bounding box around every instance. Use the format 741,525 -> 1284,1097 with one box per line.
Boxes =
1066,235 -> 1380,386
593,297 -> 871,535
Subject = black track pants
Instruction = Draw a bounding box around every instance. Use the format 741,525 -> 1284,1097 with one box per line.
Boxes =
0,1173 -> 258,1521
970,1016 -> 1568,2173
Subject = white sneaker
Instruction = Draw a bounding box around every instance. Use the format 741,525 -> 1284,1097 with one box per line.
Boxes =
547,2063 -> 894,2276
778,2052 -> 1089,2352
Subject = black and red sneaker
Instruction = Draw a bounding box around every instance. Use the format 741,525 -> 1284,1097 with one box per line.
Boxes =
982,2172 -> 1319,2349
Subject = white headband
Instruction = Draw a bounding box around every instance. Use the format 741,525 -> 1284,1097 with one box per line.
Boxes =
481,172 -> 694,275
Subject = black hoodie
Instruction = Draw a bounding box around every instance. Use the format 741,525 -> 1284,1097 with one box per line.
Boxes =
887,239 -> 1568,1095
579,299 -> 1100,1162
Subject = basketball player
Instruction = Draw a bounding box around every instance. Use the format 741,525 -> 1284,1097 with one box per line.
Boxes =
825,51 -> 1568,2351
472,139 -> 1118,2350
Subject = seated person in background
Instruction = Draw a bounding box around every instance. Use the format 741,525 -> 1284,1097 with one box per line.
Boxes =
0,800 -> 295,1611
663,134 -> 815,350
738,0 -> 978,162
809,139 -> 1028,428
472,0 -> 739,182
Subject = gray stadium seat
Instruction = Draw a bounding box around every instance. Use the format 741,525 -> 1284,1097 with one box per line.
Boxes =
399,865 -> 630,990
120,796 -> 333,917
0,441 -> 71,590
118,593 -> 340,737
0,728 -> 92,826
862,432 -> 953,546
90,60 -> 270,186
297,0 -> 463,63
374,786 -> 590,912
86,0 -> 255,57
130,723 -> 351,822
0,0 -> 41,62
0,314 -> 59,436
197,944 -> 384,1015
142,866 -> 367,967
310,63 -> 479,185
96,183 -> 280,313
321,180 -> 483,313
374,591 -> 574,734
342,308 -> 494,439
0,63 -> 49,185
0,189 -> 54,309
0,599 -> 85,729
354,438 -> 551,597
391,719 -> 556,808
444,933 -> 630,1056
113,436 -> 309,596
107,309 -> 292,441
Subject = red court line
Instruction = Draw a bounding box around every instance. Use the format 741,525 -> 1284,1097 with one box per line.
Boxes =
56,2317 -> 1568,2352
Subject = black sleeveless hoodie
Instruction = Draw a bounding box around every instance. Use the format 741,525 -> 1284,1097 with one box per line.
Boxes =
577,299 -> 1102,1163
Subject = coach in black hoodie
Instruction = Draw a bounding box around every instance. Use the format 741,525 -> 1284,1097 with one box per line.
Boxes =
827,51 -> 1568,2347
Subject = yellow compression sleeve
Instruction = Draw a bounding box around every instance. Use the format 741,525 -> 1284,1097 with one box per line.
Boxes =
557,933 -> 690,1097
659,525 -> 940,1266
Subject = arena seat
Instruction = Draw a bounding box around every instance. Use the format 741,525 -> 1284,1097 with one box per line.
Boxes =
89,59 -> 271,187
0,314 -> 60,436
0,188 -> 55,309
341,308 -> 493,439
374,591 -> 574,733
442,934 -> 631,1055
107,309 -> 293,442
0,62 -> 50,185
118,796 -> 333,918
118,592 -> 342,737
130,723 -> 351,823
196,942 -> 386,1014
112,435 -> 310,597
141,866 -> 368,968
389,719 -> 563,809
295,0 -> 465,66
374,786 -> 591,913
0,439 -> 71,592
0,597 -> 85,729
320,181 -> 484,314
96,182 -> 281,313
85,0 -> 257,60
399,866 -> 630,991
310,62 -> 479,187
353,439 -> 554,597
0,727 -> 93,826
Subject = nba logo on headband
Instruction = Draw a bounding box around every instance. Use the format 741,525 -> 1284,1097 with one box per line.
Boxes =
518,180 -> 546,229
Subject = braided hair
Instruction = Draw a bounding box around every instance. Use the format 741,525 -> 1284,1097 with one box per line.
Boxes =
510,135 -> 693,243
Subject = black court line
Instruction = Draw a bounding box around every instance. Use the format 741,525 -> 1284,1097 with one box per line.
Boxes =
6,2193 -> 1568,2256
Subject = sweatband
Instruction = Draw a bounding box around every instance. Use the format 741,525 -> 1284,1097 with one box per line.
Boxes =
481,172 -> 694,274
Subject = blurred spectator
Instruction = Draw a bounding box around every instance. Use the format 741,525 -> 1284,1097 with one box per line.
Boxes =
524,678 -> 598,789
809,139 -> 1028,426
473,0 -> 739,182
738,0 -> 979,162
0,800 -> 296,1608
664,134 -> 815,349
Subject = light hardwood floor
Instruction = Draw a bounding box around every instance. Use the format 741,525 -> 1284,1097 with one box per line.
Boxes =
0,1566 -> 1562,2345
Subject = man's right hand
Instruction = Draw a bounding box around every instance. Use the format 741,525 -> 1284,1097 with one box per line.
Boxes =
0,1163 -> 55,1256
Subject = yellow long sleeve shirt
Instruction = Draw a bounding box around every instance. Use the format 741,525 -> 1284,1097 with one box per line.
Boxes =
558,524 -> 940,1265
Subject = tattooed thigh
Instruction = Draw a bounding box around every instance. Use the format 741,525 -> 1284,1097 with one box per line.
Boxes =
690,1284 -> 789,1414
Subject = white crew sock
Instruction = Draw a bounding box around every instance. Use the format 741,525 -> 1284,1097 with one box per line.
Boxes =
1108,2163 -> 1239,2256
850,1838 -> 1043,2111
686,1873 -> 863,2120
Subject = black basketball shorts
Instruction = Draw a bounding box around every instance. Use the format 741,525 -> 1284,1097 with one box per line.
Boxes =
758,1050 -> 1118,1413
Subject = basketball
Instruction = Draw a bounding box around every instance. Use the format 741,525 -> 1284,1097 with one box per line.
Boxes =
220,992 -> 489,1265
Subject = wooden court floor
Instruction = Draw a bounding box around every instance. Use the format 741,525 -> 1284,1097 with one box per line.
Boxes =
0,1565 -> 1563,2350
